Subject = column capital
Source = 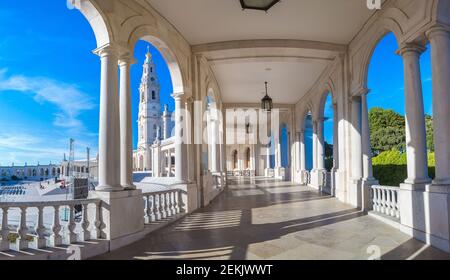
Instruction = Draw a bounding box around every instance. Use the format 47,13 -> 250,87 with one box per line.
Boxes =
396,43 -> 426,56
171,92 -> 186,101
426,25 -> 450,40
118,55 -> 137,67
93,43 -> 120,58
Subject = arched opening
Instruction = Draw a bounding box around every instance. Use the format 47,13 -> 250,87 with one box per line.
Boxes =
366,32 -> 433,187
232,150 -> 238,171
131,36 -> 183,178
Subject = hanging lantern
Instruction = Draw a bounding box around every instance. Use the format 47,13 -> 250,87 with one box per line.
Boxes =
261,81 -> 273,112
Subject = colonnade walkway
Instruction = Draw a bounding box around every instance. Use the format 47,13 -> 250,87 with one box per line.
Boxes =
93,177 -> 450,260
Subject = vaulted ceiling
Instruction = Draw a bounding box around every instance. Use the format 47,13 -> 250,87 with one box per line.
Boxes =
147,0 -> 379,104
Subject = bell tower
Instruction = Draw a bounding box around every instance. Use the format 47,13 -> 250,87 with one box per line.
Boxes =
137,46 -> 162,149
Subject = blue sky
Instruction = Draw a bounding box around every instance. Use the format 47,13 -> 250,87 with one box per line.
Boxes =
0,1 -> 173,166
322,33 -> 433,145
0,2 -> 433,166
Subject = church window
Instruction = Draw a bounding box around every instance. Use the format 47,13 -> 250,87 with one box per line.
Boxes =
152,91 -> 156,100
150,67 -> 153,73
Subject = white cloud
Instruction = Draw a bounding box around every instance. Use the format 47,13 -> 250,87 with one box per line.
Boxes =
0,69 -> 96,131
0,132 -> 98,166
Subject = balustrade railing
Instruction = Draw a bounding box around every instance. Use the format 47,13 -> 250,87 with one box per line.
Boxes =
0,198 -> 103,252
142,189 -> 185,224
371,185 -> 400,219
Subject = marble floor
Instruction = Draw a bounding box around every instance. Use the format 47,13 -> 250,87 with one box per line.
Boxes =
93,177 -> 450,260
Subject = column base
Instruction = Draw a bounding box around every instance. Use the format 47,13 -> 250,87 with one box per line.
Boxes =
95,184 -> 124,192
334,169 -> 347,203
274,167 -> 286,181
348,178 -> 362,208
265,168 -> 274,178
362,178 -> 379,211
310,169 -> 326,191
398,183 -> 450,253
122,184 -> 137,190
90,189 -> 144,242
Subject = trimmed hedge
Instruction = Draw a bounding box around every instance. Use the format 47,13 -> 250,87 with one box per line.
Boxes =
372,150 -> 435,186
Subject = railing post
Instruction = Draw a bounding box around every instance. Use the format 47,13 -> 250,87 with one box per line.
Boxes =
66,205 -> 77,244
161,193 -> 167,219
150,195 -> 156,222
50,205 -> 62,247
92,201 -> 104,239
34,206 -> 46,249
156,194 -> 162,220
144,196 -> 151,224
0,207 -> 9,251
173,191 -> 180,214
178,190 -> 186,213
81,203 -> 91,241
17,206 -> 29,250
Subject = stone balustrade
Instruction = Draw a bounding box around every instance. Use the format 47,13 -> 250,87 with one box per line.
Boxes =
371,185 -> 400,219
0,198 -> 103,252
142,189 -> 185,224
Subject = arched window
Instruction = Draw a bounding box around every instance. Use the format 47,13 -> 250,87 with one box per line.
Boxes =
232,150 -> 238,170
152,91 -> 156,100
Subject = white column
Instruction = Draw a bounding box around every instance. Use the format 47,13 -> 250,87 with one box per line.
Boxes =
332,104 -> 339,170
317,119 -> 325,170
312,121 -> 318,170
299,131 -> 306,172
210,118 -> 220,173
95,45 -> 122,192
172,93 -> 187,182
361,93 -> 375,181
398,44 -> 430,185
427,27 -> 450,185
275,130 -> 281,168
166,151 -> 171,177
295,132 -> 301,172
351,96 -> 363,180
119,55 -> 136,190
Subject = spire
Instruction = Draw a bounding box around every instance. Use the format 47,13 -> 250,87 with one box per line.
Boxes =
145,45 -> 152,61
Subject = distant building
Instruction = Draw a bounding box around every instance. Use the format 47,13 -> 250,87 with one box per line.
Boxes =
0,163 -> 61,181
133,47 -> 174,171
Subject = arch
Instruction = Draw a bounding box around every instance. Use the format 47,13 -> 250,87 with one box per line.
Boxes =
75,0 -> 113,48
357,22 -> 403,94
128,28 -> 187,95
298,102 -> 314,132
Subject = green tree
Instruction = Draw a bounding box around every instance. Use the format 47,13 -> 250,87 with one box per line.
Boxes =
425,115 -> 434,152
369,107 -> 405,155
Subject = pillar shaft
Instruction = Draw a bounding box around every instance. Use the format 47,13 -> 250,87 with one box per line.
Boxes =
299,131 -> 306,171
95,46 -> 122,192
312,122 -> 318,170
351,96 -> 362,180
332,104 -> 339,170
316,119 -> 325,170
119,56 -> 135,190
398,44 -> 430,184
210,118 -> 220,173
427,27 -> 450,185
173,93 -> 187,182
361,93 -> 374,180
